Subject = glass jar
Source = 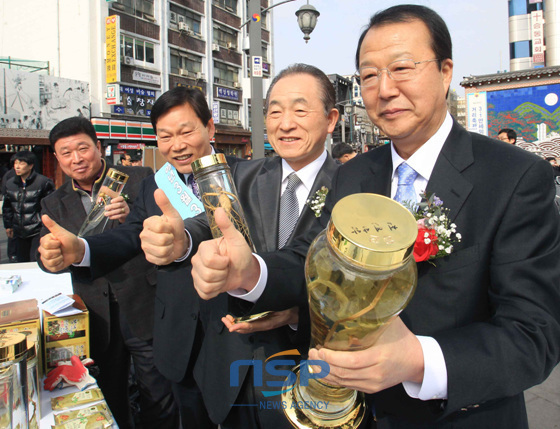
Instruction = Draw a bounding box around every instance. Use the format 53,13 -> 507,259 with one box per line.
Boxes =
0,332 -> 28,429
283,193 -> 418,429
26,344 -> 39,429
191,154 -> 254,250
78,168 -> 129,237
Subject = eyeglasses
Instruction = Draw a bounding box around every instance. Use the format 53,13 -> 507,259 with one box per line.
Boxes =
355,59 -> 440,88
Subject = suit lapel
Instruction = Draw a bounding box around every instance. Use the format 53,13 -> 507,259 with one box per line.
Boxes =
363,145 -> 393,196
59,186 -> 88,233
291,155 -> 338,240
425,121 -> 474,222
255,158 -> 283,252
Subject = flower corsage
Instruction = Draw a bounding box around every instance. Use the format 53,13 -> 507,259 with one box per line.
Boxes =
306,186 -> 329,218
404,193 -> 462,263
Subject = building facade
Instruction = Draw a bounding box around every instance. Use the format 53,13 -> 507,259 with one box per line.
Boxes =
508,0 -> 560,71
1,0 -> 275,184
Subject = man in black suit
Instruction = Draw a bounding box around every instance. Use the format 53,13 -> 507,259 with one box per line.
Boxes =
191,5 -> 560,429
38,117 -> 177,428
180,64 -> 339,429
38,89 -> 220,429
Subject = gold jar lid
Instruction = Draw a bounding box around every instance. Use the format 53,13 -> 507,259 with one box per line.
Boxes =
191,153 -> 227,175
327,193 -> 417,270
106,168 -> 129,183
0,332 -> 27,363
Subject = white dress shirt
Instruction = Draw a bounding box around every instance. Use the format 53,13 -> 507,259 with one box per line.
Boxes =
228,151 -> 327,301
390,113 -> 453,402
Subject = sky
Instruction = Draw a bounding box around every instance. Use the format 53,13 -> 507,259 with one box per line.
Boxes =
271,0 -> 510,94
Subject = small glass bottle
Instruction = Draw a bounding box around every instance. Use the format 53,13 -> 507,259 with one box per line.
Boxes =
191,154 -> 254,250
78,168 -> 129,237
0,332 -> 28,429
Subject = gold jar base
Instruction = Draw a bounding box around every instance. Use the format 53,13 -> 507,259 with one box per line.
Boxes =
281,365 -> 367,429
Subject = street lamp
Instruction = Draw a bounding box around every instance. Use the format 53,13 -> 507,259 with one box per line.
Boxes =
246,0 -> 320,159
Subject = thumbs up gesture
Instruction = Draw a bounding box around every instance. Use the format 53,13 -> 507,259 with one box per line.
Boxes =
192,207 -> 260,300
140,189 -> 190,265
39,215 -> 85,272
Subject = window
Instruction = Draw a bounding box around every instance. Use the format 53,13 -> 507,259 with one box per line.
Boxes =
121,34 -> 156,65
114,0 -> 154,19
262,43 -> 268,62
214,62 -> 239,87
213,0 -> 238,14
170,4 -> 202,36
219,102 -> 240,125
170,49 -> 202,76
213,24 -> 238,49
510,40 -> 531,59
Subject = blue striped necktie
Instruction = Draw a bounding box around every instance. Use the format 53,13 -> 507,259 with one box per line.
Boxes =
394,162 -> 418,207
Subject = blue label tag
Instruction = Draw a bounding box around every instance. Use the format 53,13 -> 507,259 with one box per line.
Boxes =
154,163 -> 204,219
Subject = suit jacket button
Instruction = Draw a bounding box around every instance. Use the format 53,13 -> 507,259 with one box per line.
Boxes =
103,291 -> 108,297
248,336 -> 254,344
191,313 -> 198,320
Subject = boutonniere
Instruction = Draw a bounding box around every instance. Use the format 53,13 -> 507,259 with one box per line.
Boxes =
404,193 -> 462,264
306,186 -> 329,218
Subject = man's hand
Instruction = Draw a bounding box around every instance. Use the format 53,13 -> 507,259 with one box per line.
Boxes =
192,207 -> 260,300
5,228 -> 13,239
222,307 -> 299,334
140,189 -> 189,265
104,196 -> 129,223
308,317 -> 424,394
39,215 -> 85,272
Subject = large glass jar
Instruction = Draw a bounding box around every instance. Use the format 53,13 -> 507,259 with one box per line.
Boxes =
283,193 -> 418,429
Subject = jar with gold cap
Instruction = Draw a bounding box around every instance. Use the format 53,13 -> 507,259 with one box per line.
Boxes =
78,168 -> 129,237
191,154 -> 254,250
283,193 -> 418,429
0,332 -> 28,429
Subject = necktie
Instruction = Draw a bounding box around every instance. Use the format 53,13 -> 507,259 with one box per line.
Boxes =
278,173 -> 302,248
186,174 -> 200,199
394,162 -> 418,208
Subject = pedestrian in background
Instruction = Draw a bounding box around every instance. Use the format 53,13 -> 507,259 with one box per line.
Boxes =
497,128 -> 517,144
2,151 -> 54,262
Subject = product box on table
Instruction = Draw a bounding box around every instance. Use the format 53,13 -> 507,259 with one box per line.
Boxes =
42,294 -> 90,374
0,298 -> 42,375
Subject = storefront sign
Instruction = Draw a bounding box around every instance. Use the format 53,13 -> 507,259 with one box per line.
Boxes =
118,143 -> 145,149
252,56 -> 263,78
467,92 -> 488,136
106,84 -> 119,105
105,15 -> 120,84
212,101 -> 220,124
531,11 -> 545,64
216,87 -> 240,102
262,62 -> 270,74
121,85 -> 156,117
132,70 -> 161,86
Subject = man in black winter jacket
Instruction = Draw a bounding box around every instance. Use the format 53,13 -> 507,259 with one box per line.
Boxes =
2,151 -> 54,261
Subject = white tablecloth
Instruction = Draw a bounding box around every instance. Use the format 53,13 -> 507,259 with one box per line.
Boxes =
0,262 -> 117,428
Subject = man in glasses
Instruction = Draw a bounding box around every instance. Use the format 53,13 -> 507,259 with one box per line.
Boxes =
497,128 -> 517,144
191,4 -> 560,429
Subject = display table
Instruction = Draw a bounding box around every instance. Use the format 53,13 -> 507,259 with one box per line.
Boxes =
0,262 -> 118,428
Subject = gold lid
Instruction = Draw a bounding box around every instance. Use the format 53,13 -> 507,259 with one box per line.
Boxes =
327,193 -> 417,270
191,153 -> 227,175
26,341 -> 37,362
106,168 -> 129,183
0,332 -> 27,363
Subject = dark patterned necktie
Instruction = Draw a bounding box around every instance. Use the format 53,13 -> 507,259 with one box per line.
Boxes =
186,174 -> 200,199
278,173 -> 302,248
